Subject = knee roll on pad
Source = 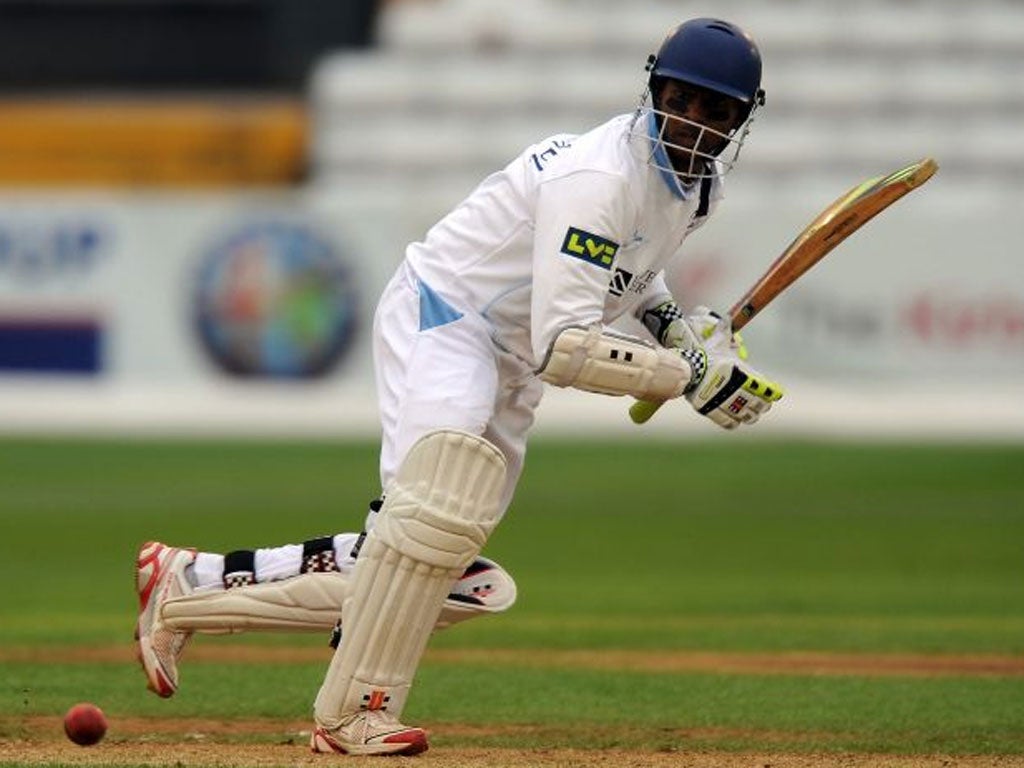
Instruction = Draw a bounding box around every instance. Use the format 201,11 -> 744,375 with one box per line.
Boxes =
314,430 -> 507,727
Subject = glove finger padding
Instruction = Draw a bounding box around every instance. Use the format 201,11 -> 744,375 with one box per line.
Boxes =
642,300 -> 701,350
686,357 -> 783,430
661,316 -> 701,350
689,308 -> 749,360
684,306 -> 721,341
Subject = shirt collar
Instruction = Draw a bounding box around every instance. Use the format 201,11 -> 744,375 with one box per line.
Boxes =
647,111 -> 698,201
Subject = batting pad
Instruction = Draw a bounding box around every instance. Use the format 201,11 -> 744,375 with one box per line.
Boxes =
158,556 -> 517,634
160,573 -> 345,633
313,429 -> 507,728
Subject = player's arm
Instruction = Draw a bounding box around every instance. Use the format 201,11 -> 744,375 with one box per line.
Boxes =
529,169 -> 631,357
537,323 -> 697,401
528,171 -> 699,400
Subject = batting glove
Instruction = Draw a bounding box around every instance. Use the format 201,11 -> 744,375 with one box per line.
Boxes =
643,301 -> 748,358
684,317 -> 783,430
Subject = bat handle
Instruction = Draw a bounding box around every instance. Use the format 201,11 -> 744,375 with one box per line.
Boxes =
629,398 -> 663,424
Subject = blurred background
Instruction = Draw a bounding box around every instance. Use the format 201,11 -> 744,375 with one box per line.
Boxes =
0,0 -> 1020,441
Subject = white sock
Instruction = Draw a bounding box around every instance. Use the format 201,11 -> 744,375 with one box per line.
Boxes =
192,552 -> 224,592
191,533 -> 361,592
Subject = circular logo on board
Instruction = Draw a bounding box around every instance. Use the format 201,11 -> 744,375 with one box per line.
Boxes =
194,221 -> 359,378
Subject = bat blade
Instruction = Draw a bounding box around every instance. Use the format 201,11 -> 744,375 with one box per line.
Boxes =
729,156 -> 937,332
629,157 -> 938,425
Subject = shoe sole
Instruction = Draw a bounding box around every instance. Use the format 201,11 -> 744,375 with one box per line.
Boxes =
310,726 -> 428,756
135,619 -> 176,697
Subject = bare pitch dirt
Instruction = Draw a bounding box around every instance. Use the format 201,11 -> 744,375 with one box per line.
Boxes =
4,734 -> 1024,768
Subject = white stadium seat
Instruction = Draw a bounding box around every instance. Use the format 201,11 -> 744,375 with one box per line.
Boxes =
310,0 -> 1024,186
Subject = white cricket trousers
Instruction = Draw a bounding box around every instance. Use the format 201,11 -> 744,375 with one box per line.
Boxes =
372,260 -> 544,517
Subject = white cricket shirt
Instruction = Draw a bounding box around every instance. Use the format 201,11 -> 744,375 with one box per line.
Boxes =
404,110 -> 724,368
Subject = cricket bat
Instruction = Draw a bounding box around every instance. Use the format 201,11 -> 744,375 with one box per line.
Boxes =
629,156 -> 939,425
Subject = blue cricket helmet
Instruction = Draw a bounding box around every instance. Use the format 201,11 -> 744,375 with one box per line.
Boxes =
647,18 -> 765,118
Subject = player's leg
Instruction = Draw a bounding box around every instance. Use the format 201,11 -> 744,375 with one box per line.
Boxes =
161,556 -> 516,634
374,264 -> 502,493
310,271 -> 507,755
135,530 -> 516,697
310,430 -> 507,756
134,531 -> 363,698
353,265 -> 521,626
484,348 -> 546,513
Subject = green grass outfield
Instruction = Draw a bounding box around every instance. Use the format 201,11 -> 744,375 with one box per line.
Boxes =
1,437 -> 1023,758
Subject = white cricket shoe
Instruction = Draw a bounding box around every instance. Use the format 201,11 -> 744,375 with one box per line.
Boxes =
134,541 -> 196,698
310,711 -> 429,756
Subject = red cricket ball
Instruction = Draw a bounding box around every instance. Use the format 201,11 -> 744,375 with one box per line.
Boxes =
63,702 -> 107,746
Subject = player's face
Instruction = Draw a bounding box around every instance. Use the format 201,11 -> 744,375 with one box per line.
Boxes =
655,80 -> 744,172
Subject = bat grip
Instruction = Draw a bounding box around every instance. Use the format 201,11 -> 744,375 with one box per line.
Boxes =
629,397 -> 663,424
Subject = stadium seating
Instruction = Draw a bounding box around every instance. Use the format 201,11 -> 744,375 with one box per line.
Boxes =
310,0 -> 1024,190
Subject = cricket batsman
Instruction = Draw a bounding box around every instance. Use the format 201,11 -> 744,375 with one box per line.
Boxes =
135,17 -> 784,755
